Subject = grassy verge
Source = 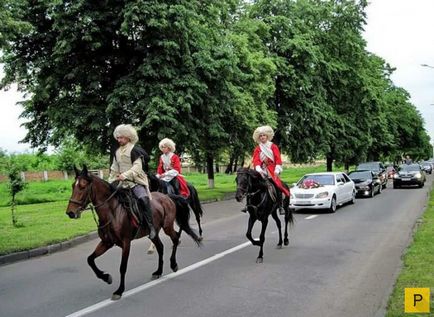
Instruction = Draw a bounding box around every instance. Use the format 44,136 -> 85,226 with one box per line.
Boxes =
0,165 -> 327,255
386,188 -> 434,316
0,180 -> 72,207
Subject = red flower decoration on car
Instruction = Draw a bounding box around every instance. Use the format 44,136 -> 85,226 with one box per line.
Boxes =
300,179 -> 320,189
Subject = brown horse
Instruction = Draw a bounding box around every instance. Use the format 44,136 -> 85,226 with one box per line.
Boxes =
66,165 -> 201,300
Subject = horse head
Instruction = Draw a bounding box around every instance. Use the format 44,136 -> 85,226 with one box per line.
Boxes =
235,167 -> 262,202
66,165 -> 93,219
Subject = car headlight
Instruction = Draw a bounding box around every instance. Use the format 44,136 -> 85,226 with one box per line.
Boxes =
415,173 -> 422,178
290,193 -> 294,199
315,191 -> 329,198
393,174 -> 400,179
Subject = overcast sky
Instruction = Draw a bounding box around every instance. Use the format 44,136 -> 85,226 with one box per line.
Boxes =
1,0 -> 434,153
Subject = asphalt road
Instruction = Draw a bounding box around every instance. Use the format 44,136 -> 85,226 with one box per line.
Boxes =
0,176 -> 432,317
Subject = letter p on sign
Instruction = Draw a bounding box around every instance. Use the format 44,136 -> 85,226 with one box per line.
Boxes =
405,288 -> 430,313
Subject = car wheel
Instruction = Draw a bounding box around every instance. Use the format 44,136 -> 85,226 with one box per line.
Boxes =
393,183 -> 399,189
419,182 -> 424,188
328,196 -> 337,213
350,190 -> 356,204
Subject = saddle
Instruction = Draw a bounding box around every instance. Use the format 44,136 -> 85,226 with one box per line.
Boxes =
110,182 -> 141,228
264,178 -> 277,202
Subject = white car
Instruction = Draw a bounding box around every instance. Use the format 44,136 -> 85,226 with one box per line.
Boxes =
289,172 -> 356,213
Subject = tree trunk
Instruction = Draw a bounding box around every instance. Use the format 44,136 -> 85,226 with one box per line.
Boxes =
225,155 -> 235,174
326,156 -> 333,172
206,153 -> 215,188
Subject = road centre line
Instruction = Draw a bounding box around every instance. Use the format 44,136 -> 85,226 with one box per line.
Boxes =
305,215 -> 319,220
65,241 -> 252,317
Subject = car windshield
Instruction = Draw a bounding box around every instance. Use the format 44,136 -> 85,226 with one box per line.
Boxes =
399,164 -> 420,172
357,163 -> 380,171
422,162 -> 431,167
298,175 -> 335,186
348,171 -> 371,180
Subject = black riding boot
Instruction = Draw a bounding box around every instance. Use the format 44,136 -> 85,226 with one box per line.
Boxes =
276,191 -> 285,215
139,197 -> 156,239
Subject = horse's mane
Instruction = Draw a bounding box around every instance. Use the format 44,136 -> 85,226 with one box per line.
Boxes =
238,167 -> 268,188
88,174 -> 135,214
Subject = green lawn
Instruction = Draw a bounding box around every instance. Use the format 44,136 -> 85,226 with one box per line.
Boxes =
0,166 -> 328,255
386,189 -> 434,316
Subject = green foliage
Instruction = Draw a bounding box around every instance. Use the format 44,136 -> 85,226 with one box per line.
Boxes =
0,0 -> 431,172
7,164 -> 27,227
54,138 -> 109,171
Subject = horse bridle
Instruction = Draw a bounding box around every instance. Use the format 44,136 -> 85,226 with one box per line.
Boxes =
237,170 -> 278,213
68,180 -> 93,213
236,171 -> 262,200
69,177 -> 125,231
68,177 -> 120,227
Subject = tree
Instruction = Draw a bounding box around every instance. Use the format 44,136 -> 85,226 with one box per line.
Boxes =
250,0 -> 338,163
7,164 -> 26,227
1,0 -> 276,188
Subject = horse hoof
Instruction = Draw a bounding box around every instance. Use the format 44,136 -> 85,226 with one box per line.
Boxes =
111,294 -> 122,301
256,258 -> 263,264
276,244 -> 283,249
198,236 -> 203,242
103,274 -> 112,285
152,273 -> 161,279
172,265 -> 178,272
284,240 -> 289,246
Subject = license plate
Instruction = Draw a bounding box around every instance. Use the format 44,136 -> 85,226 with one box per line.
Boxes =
402,178 -> 411,181
297,201 -> 311,205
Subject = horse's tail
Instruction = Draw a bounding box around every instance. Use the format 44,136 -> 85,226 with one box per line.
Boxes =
188,184 -> 203,217
169,194 -> 202,246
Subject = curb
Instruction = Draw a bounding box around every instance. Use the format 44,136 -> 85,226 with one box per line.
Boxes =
0,193 -> 236,266
0,231 -> 99,266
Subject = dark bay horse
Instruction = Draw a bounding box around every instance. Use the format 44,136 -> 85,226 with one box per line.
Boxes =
66,166 -> 201,300
147,172 -> 204,239
235,167 -> 294,263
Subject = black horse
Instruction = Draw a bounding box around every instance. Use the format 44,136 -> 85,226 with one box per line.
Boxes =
147,172 -> 204,239
235,167 -> 294,263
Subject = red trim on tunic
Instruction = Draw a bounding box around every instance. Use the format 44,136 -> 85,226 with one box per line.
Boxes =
252,144 -> 290,197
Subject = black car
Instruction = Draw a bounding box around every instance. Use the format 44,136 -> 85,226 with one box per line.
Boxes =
356,161 -> 387,189
348,170 -> 381,198
421,161 -> 433,174
393,164 -> 426,188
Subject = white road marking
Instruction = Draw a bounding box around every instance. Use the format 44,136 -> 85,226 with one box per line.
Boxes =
305,215 -> 319,220
65,241 -> 252,317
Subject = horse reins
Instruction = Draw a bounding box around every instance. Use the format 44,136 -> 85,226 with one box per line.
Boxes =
237,171 -> 269,212
69,178 -> 120,229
